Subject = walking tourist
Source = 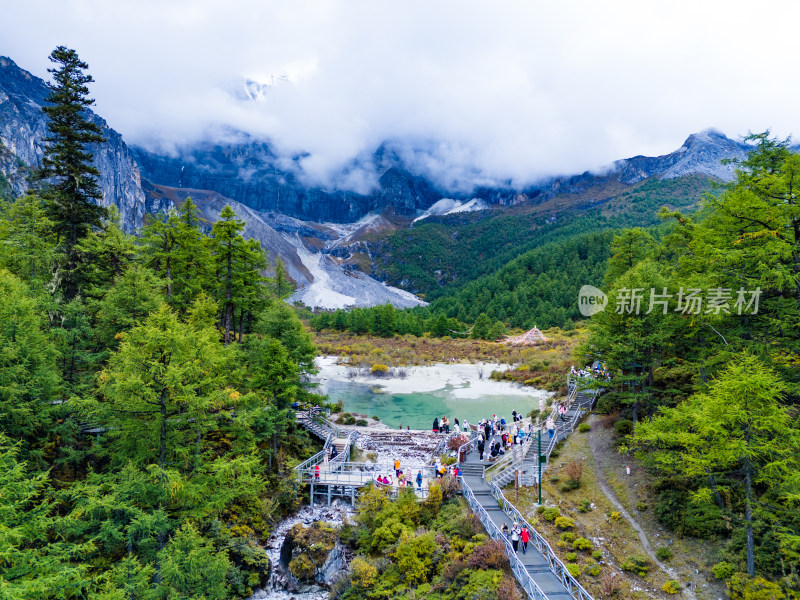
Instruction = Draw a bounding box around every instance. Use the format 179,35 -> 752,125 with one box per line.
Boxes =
502,522 -> 510,539
559,403 -> 568,421
394,458 -> 402,478
511,522 -> 521,552
416,470 -> 423,490
520,525 -> 530,554
546,417 -> 555,439
432,417 -> 439,432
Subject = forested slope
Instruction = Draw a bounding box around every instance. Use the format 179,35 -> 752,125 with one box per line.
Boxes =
373,175 -> 714,299
578,134 -> 800,600
0,194 -> 322,598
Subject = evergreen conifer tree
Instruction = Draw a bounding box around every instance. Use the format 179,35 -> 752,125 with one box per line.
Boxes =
38,46 -> 107,300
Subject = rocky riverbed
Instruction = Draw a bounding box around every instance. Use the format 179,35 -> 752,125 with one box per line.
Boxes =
246,503 -> 353,600
246,414 -> 464,599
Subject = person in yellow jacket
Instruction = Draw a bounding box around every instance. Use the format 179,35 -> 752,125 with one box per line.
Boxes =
394,458 -> 402,478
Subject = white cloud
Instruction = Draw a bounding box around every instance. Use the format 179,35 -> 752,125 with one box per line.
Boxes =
2,0 -> 799,191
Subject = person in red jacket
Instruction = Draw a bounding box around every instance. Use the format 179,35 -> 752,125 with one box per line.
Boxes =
520,525 -> 530,554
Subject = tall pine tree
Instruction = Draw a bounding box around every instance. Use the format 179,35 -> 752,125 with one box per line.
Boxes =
39,46 -> 106,300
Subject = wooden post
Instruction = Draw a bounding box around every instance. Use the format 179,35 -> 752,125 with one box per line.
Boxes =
514,469 -> 519,503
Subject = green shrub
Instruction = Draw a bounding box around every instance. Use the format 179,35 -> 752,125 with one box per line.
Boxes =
614,419 -> 634,437
653,477 -> 727,537
578,423 -> 591,433
560,479 -> 580,492
441,456 -> 456,466
578,499 -> 592,513
566,564 -> 581,577
342,415 -> 357,425
289,554 -> 317,580
350,557 -> 378,589
536,506 -> 546,514
662,580 -> 681,594
565,552 -> 578,562
636,502 -> 648,511
542,508 -> 560,522
596,394 -> 621,414
371,415 -> 380,421
572,537 -> 592,551
591,550 -> 603,560
370,363 -> 389,374
656,546 -> 673,561
727,573 -> 784,600
554,516 -> 575,530
712,561 -> 735,580
584,559 -> 602,577
621,554 -> 650,577
355,419 -> 368,427
549,476 -> 561,484
559,532 -> 576,543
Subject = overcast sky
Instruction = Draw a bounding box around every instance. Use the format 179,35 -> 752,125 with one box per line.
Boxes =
2,0 -> 798,191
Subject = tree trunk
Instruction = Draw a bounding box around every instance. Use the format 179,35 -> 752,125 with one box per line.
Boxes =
159,389 -> 168,470
165,257 -> 172,300
745,457 -> 755,576
223,242 -> 232,345
705,468 -> 725,509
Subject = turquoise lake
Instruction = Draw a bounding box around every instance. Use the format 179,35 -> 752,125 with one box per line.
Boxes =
321,378 -> 543,430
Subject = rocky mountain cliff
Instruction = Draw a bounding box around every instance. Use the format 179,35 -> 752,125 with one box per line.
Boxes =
0,56 -> 147,230
613,129 -> 749,184
131,137 -> 442,223
142,181 -> 426,309
132,129 -> 751,227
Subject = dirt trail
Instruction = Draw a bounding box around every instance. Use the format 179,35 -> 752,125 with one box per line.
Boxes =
585,415 -> 698,600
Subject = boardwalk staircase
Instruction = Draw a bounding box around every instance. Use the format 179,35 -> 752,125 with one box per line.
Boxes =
456,376 -> 602,600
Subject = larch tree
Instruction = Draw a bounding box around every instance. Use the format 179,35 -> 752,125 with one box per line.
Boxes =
0,194 -> 57,291
96,304 -> 235,472
585,259 -> 679,424
679,132 -> 800,371
172,198 -> 213,313
38,46 -> 106,300
629,353 -> 800,576
209,205 -> 266,344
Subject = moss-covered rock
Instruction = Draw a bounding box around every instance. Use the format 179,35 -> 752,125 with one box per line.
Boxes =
284,521 -> 342,585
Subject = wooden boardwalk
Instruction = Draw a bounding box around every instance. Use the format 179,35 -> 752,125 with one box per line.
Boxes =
457,383 -> 599,600
294,378 -> 601,600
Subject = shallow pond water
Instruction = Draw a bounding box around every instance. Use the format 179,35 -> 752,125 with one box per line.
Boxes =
315,358 -> 549,429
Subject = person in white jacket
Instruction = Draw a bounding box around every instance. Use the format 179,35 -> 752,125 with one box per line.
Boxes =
510,522 -> 521,552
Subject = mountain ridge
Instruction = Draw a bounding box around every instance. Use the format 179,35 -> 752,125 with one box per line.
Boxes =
0,56 -> 147,230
